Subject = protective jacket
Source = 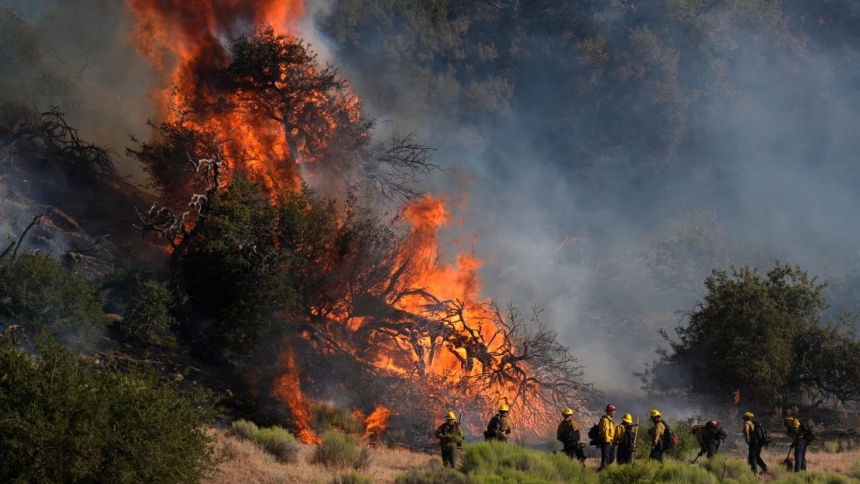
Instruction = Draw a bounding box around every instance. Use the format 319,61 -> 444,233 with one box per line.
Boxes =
598,414 -> 615,444
556,418 -> 581,444
435,421 -> 464,450
649,419 -> 666,447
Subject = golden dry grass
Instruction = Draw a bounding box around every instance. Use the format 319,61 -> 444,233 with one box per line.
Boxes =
204,427 -> 860,483
203,428 -> 435,484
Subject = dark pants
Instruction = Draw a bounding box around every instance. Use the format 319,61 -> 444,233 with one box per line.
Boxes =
597,443 -> 615,470
616,446 -> 633,464
563,442 -> 586,462
441,446 -> 457,468
706,438 -> 720,457
793,439 -> 808,472
747,443 -> 767,474
649,443 -> 664,462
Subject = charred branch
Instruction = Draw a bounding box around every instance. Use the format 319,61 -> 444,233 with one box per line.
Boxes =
134,152 -> 225,265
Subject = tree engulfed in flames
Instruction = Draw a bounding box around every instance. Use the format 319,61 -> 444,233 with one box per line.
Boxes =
128,0 -> 591,444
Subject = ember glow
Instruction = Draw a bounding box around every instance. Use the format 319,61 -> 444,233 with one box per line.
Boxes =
129,0 -> 563,442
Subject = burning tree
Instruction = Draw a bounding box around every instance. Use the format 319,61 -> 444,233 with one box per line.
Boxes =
128,4 -> 593,442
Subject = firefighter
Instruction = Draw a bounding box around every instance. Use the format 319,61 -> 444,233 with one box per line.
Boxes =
692,420 -> 726,460
484,404 -> 512,441
434,411 -> 464,467
743,411 -> 768,475
596,403 -> 617,471
614,413 -> 637,464
784,417 -> 813,472
556,408 -> 585,463
648,409 -> 667,462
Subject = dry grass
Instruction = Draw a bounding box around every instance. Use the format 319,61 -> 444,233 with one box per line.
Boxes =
204,427 -> 860,483
204,428 -> 434,484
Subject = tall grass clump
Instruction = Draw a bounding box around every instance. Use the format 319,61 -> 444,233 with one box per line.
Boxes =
312,430 -> 371,469
329,471 -> 373,484
699,455 -> 756,482
461,440 -> 596,483
314,404 -> 365,434
848,461 -> 860,480
775,471 -> 857,484
230,419 -> 300,463
394,466 -> 469,484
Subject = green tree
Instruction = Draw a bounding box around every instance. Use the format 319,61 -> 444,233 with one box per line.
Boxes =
0,336 -> 216,483
646,261 -> 834,406
0,252 -> 107,350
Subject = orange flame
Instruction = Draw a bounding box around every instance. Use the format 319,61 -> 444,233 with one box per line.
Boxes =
271,344 -> 320,444
362,406 -> 393,443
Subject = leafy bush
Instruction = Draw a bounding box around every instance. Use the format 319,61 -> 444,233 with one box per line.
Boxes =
395,466 -> 469,484
461,440 -> 594,483
120,278 -> 177,347
230,419 -> 260,441
314,404 -> 365,434
700,455 -> 755,482
330,471 -> 373,484
0,336 -> 216,483
385,428 -> 407,448
256,426 -> 300,463
230,419 -> 300,463
312,430 -> 371,469
0,252 -> 107,349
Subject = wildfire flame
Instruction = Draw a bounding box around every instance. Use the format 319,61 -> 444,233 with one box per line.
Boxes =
271,343 -> 320,444
733,389 -> 741,404
129,0 -> 557,442
362,406 -> 393,443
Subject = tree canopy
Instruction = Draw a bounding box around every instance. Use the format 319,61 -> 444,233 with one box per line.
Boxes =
643,261 -> 860,407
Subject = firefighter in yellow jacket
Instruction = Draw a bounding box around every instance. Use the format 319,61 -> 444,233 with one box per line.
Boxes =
648,409 -> 667,462
614,413 -> 637,464
784,417 -> 813,472
435,411 -> 464,467
556,408 -> 585,463
596,404 -> 616,471
484,404 -> 512,441
743,411 -> 768,475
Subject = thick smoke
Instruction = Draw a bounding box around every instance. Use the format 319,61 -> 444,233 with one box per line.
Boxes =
6,0 -> 860,405
313,1 -> 860,399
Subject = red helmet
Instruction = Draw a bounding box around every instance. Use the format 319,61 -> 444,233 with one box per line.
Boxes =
706,420 -> 719,428
606,404 -> 616,413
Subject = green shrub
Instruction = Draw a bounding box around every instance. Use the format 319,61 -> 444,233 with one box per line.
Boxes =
0,252 -> 107,349
0,336 -> 215,483
394,466 -> 469,484
598,462 -> 655,484
314,404 -> 365,434
230,419 -> 300,463
330,471 -> 373,484
256,425 -> 300,463
120,278 -> 177,347
231,419 -> 259,441
312,430 -> 371,469
461,441 -> 595,483
848,461 -> 860,480
700,455 -> 755,482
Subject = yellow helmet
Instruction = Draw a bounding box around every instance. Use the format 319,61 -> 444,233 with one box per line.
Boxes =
650,409 -> 661,418
743,411 -> 754,419
622,413 -> 633,424
445,411 -> 456,420
562,408 -> 573,416
499,404 -> 510,412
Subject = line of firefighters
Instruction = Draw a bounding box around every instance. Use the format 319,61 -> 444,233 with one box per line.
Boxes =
434,405 -> 817,474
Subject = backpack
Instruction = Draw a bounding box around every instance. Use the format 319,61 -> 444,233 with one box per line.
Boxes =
801,421 -> 817,443
587,423 -> 600,446
621,423 -> 638,451
753,421 -> 772,446
484,416 -> 501,440
661,421 -> 679,450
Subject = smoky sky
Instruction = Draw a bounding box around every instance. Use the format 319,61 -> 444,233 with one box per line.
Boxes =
6,0 -> 860,398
